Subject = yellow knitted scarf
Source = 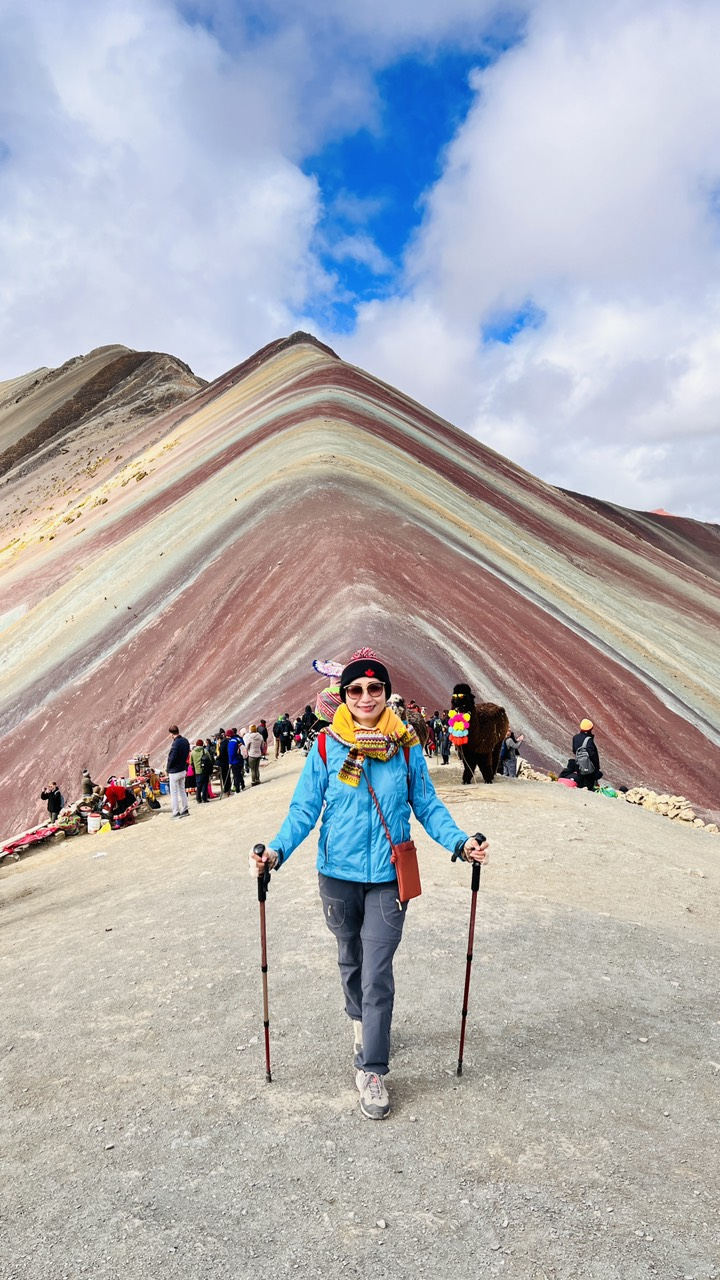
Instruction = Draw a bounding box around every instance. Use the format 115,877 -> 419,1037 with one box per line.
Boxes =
328,703 -> 419,786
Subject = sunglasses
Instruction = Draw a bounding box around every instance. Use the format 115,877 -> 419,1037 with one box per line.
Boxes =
345,682 -> 385,698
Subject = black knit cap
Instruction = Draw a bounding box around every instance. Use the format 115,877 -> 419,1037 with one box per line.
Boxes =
339,649 -> 392,701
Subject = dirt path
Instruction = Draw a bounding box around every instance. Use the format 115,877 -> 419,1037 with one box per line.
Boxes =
1,755 -> 718,1279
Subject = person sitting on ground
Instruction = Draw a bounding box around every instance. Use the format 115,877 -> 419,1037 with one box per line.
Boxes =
103,780 -> 137,819
572,719 -> 602,791
557,757 -> 580,786
250,647 -> 489,1123
41,783 -> 64,822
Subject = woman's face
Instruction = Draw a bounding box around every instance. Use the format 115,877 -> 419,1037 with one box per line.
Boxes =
344,678 -> 387,728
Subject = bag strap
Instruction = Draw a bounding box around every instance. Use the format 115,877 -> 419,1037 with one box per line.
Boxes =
366,780 -> 394,851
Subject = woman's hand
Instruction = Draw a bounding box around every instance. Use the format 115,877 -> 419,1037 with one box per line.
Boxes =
463,836 -> 490,864
248,847 -> 279,878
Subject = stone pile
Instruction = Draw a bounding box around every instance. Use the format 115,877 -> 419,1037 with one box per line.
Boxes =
516,757 -> 553,782
513,762 -> 718,835
622,786 -> 719,832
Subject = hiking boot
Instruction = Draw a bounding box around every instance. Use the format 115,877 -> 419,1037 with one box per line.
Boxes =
352,1020 -> 363,1058
355,1070 -> 390,1120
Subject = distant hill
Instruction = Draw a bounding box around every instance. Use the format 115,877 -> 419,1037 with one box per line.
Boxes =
1,331 -> 719,836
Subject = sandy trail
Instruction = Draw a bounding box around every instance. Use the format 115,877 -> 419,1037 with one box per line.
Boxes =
1,753 -> 718,1280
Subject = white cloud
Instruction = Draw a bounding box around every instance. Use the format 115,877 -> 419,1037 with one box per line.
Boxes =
340,0 -> 720,520
1,0 -> 720,520
0,0 -> 329,377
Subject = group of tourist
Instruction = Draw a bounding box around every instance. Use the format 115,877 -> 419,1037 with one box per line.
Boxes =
166,723 -> 268,818
164,712 -> 330,818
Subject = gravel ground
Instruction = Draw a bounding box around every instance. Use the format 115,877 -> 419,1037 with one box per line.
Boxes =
1,755 -> 719,1280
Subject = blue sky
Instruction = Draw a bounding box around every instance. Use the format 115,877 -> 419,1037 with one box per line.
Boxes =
303,52 -> 491,328
1,0 -> 720,521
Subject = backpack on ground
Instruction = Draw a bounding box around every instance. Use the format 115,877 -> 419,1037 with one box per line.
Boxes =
575,736 -> 595,775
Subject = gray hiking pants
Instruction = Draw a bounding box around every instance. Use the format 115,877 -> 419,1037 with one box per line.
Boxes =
318,872 -> 407,1077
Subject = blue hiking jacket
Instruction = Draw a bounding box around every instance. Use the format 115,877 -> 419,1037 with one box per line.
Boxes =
269,736 -> 469,883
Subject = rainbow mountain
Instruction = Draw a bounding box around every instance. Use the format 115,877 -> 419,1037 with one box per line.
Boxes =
1,331 -> 719,836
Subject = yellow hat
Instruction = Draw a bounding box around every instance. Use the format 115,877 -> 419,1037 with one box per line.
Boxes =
580,718 -> 593,731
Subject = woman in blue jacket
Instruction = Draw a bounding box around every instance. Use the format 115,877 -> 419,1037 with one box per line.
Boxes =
251,649 -> 489,1121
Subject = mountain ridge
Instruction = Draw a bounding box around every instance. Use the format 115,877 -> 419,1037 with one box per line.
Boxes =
0,332 -> 718,836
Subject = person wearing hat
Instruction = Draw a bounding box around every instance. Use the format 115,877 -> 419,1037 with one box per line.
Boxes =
572,719 -> 602,791
190,739 -> 214,804
250,648 -> 489,1121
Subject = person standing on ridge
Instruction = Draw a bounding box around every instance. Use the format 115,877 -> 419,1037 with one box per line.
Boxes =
501,728 -> 525,777
167,726 -> 190,818
250,648 -> 489,1122
191,739 -> 214,803
217,729 -> 232,795
41,783 -> 64,822
228,728 -> 245,794
244,724 -> 264,786
572,719 -> 602,791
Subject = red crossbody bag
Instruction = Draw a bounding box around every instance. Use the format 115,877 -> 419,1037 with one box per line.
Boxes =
318,733 -> 422,903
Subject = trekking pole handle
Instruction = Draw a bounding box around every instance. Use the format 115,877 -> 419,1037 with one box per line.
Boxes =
254,843 -> 271,902
469,832 -> 486,892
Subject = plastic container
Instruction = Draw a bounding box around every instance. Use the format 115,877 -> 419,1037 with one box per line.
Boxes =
159,781 -> 168,795
87,813 -> 102,834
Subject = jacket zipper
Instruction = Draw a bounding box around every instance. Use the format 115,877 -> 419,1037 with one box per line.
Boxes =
365,761 -> 372,882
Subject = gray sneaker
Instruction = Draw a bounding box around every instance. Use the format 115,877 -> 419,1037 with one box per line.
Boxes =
352,1020 -> 363,1058
355,1069 -> 390,1120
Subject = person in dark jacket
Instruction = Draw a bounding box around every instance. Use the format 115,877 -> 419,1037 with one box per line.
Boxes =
572,719 -> 602,791
250,647 -> 490,1122
167,726 -> 190,817
216,729 -> 232,794
41,784 -> 64,821
227,728 -> 246,793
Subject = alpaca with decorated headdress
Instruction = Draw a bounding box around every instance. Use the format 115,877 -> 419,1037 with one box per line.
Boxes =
450,683 -> 509,784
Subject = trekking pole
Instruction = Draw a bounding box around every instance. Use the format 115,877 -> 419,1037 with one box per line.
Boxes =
254,842 -> 272,1083
457,835 -> 485,1076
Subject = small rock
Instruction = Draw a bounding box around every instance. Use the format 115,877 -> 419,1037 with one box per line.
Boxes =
376,1219 -> 387,1230
105,1143 -> 115,1150
638,1037 -> 649,1043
